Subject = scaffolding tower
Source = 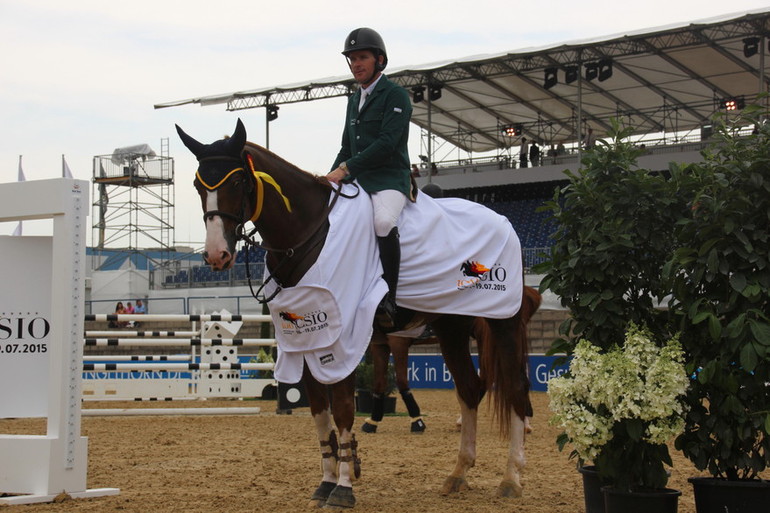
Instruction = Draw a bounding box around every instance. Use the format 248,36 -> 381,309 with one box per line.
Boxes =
92,139 -> 175,269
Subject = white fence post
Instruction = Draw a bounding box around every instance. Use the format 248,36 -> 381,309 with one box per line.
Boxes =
0,178 -> 119,505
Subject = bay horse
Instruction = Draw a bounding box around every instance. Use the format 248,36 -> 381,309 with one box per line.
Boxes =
177,119 -> 540,508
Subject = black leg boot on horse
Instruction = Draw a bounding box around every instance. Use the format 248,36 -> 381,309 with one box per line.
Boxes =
400,388 -> 426,433
361,393 -> 385,433
375,227 -> 410,332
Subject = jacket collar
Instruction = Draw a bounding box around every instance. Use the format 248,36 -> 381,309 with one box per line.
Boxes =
356,74 -> 387,114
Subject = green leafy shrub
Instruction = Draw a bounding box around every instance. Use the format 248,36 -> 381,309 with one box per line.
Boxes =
667,105 -> 770,480
535,119 -> 686,355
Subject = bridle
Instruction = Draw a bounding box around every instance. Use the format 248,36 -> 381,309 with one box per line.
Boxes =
195,153 -> 358,303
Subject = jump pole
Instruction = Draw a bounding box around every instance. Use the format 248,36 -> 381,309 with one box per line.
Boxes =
82,407 -> 262,417
0,178 -> 119,505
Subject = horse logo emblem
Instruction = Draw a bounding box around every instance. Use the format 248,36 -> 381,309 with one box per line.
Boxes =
461,260 -> 490,277
279,311 -> 303,327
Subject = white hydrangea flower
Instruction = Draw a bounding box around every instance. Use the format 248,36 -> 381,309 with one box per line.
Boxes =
548,325 -> 689,462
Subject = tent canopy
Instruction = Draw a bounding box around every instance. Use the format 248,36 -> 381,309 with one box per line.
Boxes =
155,9 -> 770,154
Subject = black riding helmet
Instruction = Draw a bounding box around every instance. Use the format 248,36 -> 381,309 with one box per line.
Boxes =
342,27 -> 388,71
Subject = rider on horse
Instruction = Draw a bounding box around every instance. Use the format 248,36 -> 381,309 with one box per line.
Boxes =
327,27 -> 414,332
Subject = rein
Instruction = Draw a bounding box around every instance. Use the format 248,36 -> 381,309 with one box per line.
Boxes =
241,179 -> 359,304
196,154 -> 360,304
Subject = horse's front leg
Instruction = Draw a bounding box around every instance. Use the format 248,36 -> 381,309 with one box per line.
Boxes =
304,367 -> 339,508
389,335 -> 425,433
361,332 -> 390,434
324,372 -> 359,508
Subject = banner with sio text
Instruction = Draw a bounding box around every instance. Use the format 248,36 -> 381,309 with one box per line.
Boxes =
0,236 -> 52,418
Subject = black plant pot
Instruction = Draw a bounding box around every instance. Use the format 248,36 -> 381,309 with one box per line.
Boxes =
689,477 -> 770,513
602,486 -> 681,513
355,390 -> 396,414
578,465 -> 605,513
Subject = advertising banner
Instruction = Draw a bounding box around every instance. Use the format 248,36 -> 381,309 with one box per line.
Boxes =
0,236 -> 52,418
406,354 -> 569,392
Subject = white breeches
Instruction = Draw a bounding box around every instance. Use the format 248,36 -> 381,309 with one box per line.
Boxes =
371,189 -> 407,237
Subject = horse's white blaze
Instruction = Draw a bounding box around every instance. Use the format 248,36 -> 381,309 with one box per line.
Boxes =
313,409 -> 338,484
203,190 -> 229,267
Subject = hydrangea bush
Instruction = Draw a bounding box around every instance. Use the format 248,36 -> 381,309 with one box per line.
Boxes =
548,325 -> 689,491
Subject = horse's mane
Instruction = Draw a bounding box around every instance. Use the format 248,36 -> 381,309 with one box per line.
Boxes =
242,141 -> 333,191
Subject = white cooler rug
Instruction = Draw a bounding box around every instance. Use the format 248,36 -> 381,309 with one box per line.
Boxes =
264,182 -> 522,384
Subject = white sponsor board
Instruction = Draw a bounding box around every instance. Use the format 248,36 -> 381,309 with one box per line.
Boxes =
0,178 -> 118,504
0,237 -> 52,418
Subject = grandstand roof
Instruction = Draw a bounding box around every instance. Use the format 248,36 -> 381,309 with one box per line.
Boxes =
155,9 -> 770,154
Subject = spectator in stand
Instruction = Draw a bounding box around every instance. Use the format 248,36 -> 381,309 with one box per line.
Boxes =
583,128 -> 595,150
111,301 -> 128,328
125,302 -> 135,314
547,144 -> 557,164
133,299 -> 146,328
411,164 -> 421,178
519,137 -> 529,168
529,140 -> 540,167
430,162 -> 438,176
556,141 -> 566,156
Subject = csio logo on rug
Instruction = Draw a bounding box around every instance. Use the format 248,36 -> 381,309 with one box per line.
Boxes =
456,260 -> 508,291
278,310 -> 329,334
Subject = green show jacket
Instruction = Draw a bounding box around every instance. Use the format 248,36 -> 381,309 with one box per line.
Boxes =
331,74 -> 413,196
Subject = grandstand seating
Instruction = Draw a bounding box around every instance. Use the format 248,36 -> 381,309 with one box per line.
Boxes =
163,247 -> 266,288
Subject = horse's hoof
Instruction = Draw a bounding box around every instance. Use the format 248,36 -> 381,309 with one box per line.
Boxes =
361,420 -> 377,433
497,480 -> 523,498
310,481 -> 337,506
324,485 -> 356,508
410,418 -> 426,433
440,476 -> 469,495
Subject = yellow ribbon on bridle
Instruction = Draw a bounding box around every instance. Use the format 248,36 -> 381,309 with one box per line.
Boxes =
245,153 -> 292,223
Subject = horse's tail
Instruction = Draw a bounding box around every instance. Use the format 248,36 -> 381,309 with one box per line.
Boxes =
475,285 -> 542,437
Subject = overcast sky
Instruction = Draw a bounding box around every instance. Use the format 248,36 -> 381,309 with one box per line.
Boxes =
2,0 -> 769,246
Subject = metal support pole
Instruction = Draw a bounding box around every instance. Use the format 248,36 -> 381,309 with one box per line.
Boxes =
758,35 -> 767,121
427,81 -> 433,183
265,107 -> 271,150
577,50 -> 583,163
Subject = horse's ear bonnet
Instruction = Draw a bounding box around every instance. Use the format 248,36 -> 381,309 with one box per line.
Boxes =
176,119 -> 247,161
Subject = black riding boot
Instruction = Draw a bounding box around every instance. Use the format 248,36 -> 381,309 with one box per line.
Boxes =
375,227 -> 401,331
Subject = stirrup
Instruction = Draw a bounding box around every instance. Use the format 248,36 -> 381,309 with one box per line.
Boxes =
374,293 -> 399,332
